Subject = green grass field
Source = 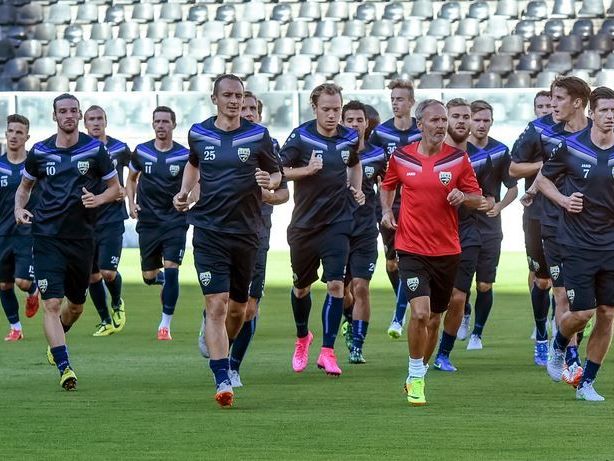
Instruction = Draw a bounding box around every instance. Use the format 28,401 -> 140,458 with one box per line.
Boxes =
1,250 -> 612,460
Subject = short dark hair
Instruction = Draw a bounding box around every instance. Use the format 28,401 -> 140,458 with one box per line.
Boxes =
310,83 -> 343,106
470,100 -> 493,116
589,86 -> 614,111
6,114 -> 30,131
53,93 -> 80,113
342,100 -> 367,120
446,97 -> 470,110
213,73 -> 244,95
551,76 -> 591,108
243,91 -> 263,116
533,90 -> 551,107
364,104 -> 380,140
84,105 -> 107,121
152,106 -> 176,125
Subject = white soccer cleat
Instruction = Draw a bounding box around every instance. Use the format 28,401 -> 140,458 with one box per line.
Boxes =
198,316 -> 209,358
387,320 -> 403,339
576,382 -> 605,402
457,314 -> 471,341
466,334 -> 483,350
229,369 -> 243,388
546,343 -> 565,382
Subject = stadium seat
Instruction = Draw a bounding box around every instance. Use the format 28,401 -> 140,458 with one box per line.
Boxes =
443,35 -> 467,56
90,23 -> 113,43
187,5 -> 208,24
601,19 -> 614,36
578,0 -> 605,17
216,38 -> 240,59
297,2 -> 322,21
439,2 -> 462,22
401,54 -> 427,77
476,72 -> 502,87
552,0 -> 577,18
159,3 -> 183,23
0,4 -> 16,26
287,55 -> 312,77
240,38 -> 265,58
16,40 -> 42,62
414,36 -> 438,56
258,56 -> 283,76
588,33 -> 613,54
373,54 -> 398,75
428,18 -> 451,38
301,38 -> 324,57
316,55 -> 340,77
75,75 -> 99,91
132,76 -> 156,92
517,53 -> 543,74
315,19 -> 338,39
104,75 -> 128,92
160,38 -> 183,62
419,74 -> 444,88
459,53 -> 485,73
132,4 -> 154,23
274,74 -> 299,91
89,58 -> 114,79
202,21 -> 225,42
326,2 -> 349,21
64,25 -> 84,45
572,19 -> 595,37
198,55 -> 225,76
243,1 -> 265,23
498,34 -> 525,56
496,0 -> 520,18
286,21 -> 310,40
188,39 -> 211,61
383,2 -> 405,22
524,1 -> 549,19
386,37 -> 410,57
343,19 -> 366,38
605,52 -> 614,68
75,4 -> 99,24
595,69 -> 614,86
32,24 -> 57,43
355,3 -> 377,23
505,71 -> 532,87
447,74 -> 473,88
399,18 -> 423,38
546,52 -> 573,72
216,4 -> 236,24
361,74 -> 386,89
608,1 -> 614,16
75,40 -> 99,62
574,50 -> 602,71
6,26 -> 28,45
0,76 -> 14,91
17,75 -> 41,91
172,22 -> 196,42
515,19 -> 537,39
345,54 -> 370,75
16,3 -> 43,26
61,57 -> 85,80
430,54 -> 455,75
146,23 -> 169,43
256,21 -> 279,40
46,75 -> 70,92
468,1 -> 491,21
173,56 -> 197,78
557,34 -> 583,55
160,75 -> 184,92
471,36 -> 496,56
488,54 -> 514,74
411,1 -> 434,19
333,72 -> 357,90
2,57 -> 28,80
132,38 -> 155,60
528,35 -> 554,55
231,56 -> 255,77
485,16 -> 510,39
46,3 -> 72,25
329,36 -> 354,58
271,4 -> 292,24
371,20 -> 395,38
246,73 -> 270,93
229,21 -> 252,41
189,75 -> 212,92
103,38 -> 127,62
456,18 -> 480,37
47,39 -> 71,62
31,57 -> 57,79
104,5 -> 125,25
544,19 -> 566,39
535,70 -> 559,86
145,57 -> 170,80
303,73 -> 327,90
118,22 -> 141,43
117,57 -> 142,78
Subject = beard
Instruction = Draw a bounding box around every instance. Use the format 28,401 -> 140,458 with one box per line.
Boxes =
447,126 -> 470,143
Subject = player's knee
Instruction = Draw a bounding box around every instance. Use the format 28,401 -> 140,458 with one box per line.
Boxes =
450,289 -> 466,307
205,294 -> 229,321
43,299 -> 61,315
0,282 -> 14,291
293,286 -> 311,299
327,280 -> 344,297
90,272 -> 102,284
386,259 -> 398,273
14,279 -> 31,292
477,282 -> 492,292
163,261 -> 179,269
428,313 -> 442,330
410,307 -> 430,324
352,280 -> 370,300
596,306 -> 614,324
101,270 -> 117,282
535,278 -> 551,290
245,298 -> 258,319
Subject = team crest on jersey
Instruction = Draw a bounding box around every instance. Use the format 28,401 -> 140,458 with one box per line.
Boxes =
169,165 -> 180,177
238,148 -> 251,162
550,265 -> 560,280
38,279 -> 48,293
199,271 -> 211,287
439,171 -> 452,186
407,277 -> 419,292
567,289 -> 575,304
77,161 -> 89,175
341,150 -> 350,164
364,166 -> 375,178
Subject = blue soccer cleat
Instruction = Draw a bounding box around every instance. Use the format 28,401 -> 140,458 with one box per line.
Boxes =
433,354 -> 457,372
534,340 -> 548,367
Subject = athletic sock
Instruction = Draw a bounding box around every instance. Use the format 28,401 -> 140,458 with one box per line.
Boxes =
0,288 -> 20,325
579,359 -> 601,388
155,271 -> 165,285
159,313 -> 172,329
89,279 -> 110,323
437,331 -> 456,358
322,294 -> 344,348
393,282 -> 408,324
387,267 -> 399,294
565,345 -> 579,367
161,268 -> 179,316
343,304 -> 353,324
27,281 -> 37,295
10,321 -> 22,330
577,330 -> 584,345
291,290 -> 311,338
408,357 -> 426,379
531,284 -> 550,341
230,316 -> 257,372
105,272 -> 123,308
50,345 -> 70,374
550,294 -> 556,320
472,288 -> 493,337
465,299 -> 472,316
553,330 -> 571,352
351,320 -> 369,350
209,358 -> 230,387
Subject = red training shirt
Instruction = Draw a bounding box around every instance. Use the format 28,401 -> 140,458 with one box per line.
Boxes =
381,142 -> 481,256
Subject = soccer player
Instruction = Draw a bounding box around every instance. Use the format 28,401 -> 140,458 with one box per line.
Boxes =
84,105 -> 130,337
341,100 -> 386,364
226,91 -> 289,388
460,100 -> 518,349
15,94 -> 120,390
534,90 -> 553,117
1,114 -> 39,341
175,74 -> 281,407
540,86 -> 614,401
380,99 -> 482,406
369,79 -> 422,339
126,106 -> 189,340
432,98 -> 493,372
280,83 -> 364,377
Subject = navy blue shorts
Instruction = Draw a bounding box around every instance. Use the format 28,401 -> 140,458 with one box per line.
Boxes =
137,223 -> 187,271
92,221 -> 124,273
398,251 -> 460,314
542,225 -> 565,288
249,225 -> 271,299
33,236 -> 94,304
476,235 -> 502,284
379,224 -> 397,261
347,230 -> 378,281
288,220 -> 351,289
0,235 -> 34,283
523,213 -> 549,279
454,245 -> 480,293
193,227 -> 259,303
562,246 -> 614,311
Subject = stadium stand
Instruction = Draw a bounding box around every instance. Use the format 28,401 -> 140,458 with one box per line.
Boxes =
0,0 -> 614,91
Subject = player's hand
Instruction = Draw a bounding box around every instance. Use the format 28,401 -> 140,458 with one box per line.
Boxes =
173,191 -> 190,212
349,186 -> 365,206
255,168 -> 272,188
129,202 -> 141,219
15,208 -> 33,225
307,151 -> 323,175
564,192 -> 583,213
81,187 -> 101,208
520,191 -> 535,208
381,210 -> 397,230
486,202 -> 502,217
447,188 -> 465,207
261,188 -> 275,204
478,196 -> 495,212
115,186 -> 126,202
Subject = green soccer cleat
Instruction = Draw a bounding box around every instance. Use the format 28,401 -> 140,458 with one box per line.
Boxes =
349,347 -> 366,364
583,315 -> 594,338
46,346 -> 55,366
404,377 -> 426,406
341,320 -> 353,351
92,321 -> 115,337
60,368 -> 77,391
111,298 -> 126,332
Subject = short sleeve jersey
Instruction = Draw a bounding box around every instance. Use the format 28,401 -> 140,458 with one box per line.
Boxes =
510,113 -> 557,219
129,140 -> 189,229
280,120 -> 359,230
381,142 -> 481,256
96,136 -> 130,227
187,117 -> 281,235
23,132 -> 117,239
261,137 -> 281,221
0,154 -> 35,236
470,137 -> 517,238
353,142 -> 386,236
541,129 -> 614,250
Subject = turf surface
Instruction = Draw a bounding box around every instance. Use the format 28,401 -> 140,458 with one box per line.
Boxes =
1,250 -> 612,460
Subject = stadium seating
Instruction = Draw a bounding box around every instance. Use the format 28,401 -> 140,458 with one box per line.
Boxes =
1,0 -> 614,91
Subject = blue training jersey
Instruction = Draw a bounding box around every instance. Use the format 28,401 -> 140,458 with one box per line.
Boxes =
24,132 -> 117,239
0,154 -> 36,236
96,136 -> 130,228
353,142 -> 386,237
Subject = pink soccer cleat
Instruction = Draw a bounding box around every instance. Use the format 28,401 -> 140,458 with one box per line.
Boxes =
4,328 -> 23,342
317,347 -> 342,376
157,327 -> 172,341
292,331 -> 313,372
